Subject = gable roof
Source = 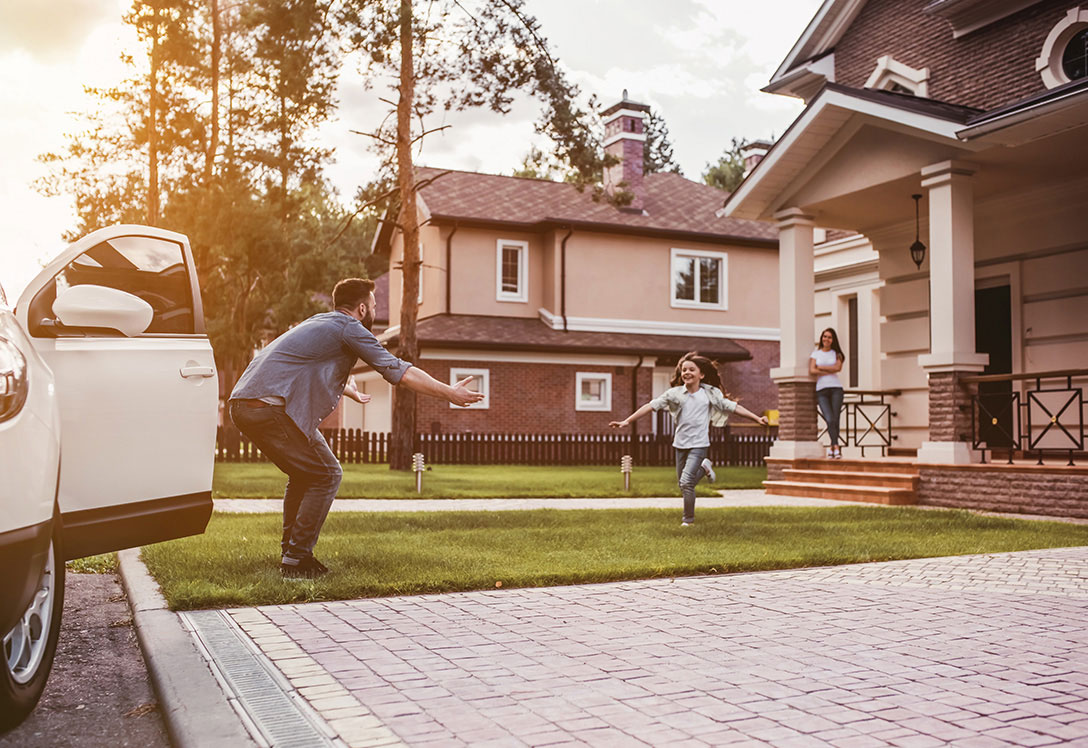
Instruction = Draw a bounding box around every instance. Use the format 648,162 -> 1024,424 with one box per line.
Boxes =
411,167 -> 777,245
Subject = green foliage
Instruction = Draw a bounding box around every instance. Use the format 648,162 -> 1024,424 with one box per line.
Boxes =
643,109 -> 682,176
141,507 -> 1088,610
702,136 -> 749,193
66,553 -> 118,574
212,463 -> 766,498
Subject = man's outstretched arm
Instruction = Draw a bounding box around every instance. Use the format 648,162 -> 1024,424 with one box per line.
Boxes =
398,366 -> 484,407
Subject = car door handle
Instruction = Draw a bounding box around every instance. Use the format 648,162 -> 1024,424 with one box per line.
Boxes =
180,365 -> 215,378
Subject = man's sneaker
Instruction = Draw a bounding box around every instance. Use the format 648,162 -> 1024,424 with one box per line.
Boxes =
280,556 -> 329,580
701,458 -> 716,483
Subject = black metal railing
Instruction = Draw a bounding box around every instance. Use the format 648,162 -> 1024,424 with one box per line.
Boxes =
963,368 -> 1087,466
816,389 -> 901,457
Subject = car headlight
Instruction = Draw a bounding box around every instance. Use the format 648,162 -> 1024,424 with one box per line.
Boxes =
0,336 -> 29,423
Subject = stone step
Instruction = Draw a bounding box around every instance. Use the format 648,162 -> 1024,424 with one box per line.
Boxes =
762,480 -> 917,505
768,457 -> 919,474
782,469 -> 919,489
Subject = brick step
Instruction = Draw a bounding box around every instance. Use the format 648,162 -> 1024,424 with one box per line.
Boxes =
768,458 -> 919,474
782,469 -> 919,489
762,480 -> 917,505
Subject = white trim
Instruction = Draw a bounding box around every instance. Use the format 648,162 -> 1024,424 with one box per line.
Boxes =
669,248 -> 728,310
723,86 -> 979,221
603,107 -> 651,122
602,132 -> 648,147
769,0 -> 866,85
575,372 -> 612,411
537,307 -> 780,341
495,239 -> 528,303
1035,6 -> 1088,89
427,349 -> 656,366
449,367 -> 489,409
864,55 -> 930,97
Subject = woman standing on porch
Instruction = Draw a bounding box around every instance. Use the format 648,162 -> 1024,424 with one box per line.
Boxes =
610,352 -> 769,527
810,328 -> 846,459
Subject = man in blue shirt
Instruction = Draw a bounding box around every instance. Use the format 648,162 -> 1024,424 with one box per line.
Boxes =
229,278 -> 483,578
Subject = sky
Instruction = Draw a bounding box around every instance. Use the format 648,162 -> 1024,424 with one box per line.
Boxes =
0,0 -> 823,300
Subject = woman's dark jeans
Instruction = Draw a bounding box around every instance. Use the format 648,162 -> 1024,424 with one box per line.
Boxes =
816,386 -> 845,449
674,446 -> 709,523
229,401 -> 342,563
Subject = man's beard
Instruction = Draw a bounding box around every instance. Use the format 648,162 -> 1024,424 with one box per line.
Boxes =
361,308 -> 375,330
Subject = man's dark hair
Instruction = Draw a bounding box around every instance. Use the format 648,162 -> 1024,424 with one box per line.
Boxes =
333,278 -> 375,310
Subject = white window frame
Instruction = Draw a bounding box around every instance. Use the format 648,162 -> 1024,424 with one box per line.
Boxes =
669,248 -> 728,310
575,372 -> 612,412
449,367 -> 489,409
1036,7 -> 1088,89
495,239 -> 528,303
864,55 -> 930,97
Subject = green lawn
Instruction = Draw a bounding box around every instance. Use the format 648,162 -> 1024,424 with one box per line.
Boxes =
213,462 -> 766,498
141,506 -> 1088,610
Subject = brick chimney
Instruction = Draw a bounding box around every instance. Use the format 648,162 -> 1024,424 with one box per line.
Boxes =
741,139 -> 773,178
602,90 -> 651,212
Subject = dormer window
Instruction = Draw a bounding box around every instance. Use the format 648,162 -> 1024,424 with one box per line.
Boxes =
864,55 -> 930,97
1037,7 -> 1088,88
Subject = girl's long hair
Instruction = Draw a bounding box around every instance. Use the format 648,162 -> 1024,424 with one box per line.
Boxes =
670,352 -> 732,398
817,327 -> 846,362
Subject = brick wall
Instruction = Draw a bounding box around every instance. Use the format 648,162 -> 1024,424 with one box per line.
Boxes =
415,358 -> 655,435
835,0 -> 1070,111
927,371 -> 975,442
719,339 -> 779,414
776,381 -> 818,441
918,465 -> 1088,519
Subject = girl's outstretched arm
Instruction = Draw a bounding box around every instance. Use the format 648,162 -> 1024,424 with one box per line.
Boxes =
734,403 -> 769,426
610,402 -> 655,428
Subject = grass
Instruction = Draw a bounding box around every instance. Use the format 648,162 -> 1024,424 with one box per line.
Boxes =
213,463 -> 766,498
66,553 -> 117,574
140,506 -> 1088,610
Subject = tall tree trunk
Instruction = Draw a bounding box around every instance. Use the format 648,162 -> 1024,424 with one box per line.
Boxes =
390,0 -> 419,471
147,15 -> 160,225
205,0 -> 221,185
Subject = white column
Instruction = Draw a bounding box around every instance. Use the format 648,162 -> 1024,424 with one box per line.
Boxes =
769,207 -> 824,460
916,160 -> 988,464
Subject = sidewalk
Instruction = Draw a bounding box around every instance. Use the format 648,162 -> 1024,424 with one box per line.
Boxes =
121,493 -> 1088,747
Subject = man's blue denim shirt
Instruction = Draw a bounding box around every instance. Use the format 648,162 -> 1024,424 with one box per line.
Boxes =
230,311 -> 410,438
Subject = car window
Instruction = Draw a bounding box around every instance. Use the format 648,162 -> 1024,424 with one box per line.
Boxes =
29,236 -> 196,336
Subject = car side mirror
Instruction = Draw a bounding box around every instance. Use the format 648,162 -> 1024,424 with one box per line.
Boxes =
52,285 -> 154,337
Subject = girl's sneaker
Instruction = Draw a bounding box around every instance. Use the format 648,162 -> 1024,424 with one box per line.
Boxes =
700,458 -> 716,483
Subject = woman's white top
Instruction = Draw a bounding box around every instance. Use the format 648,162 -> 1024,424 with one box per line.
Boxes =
810,348 -> 843,391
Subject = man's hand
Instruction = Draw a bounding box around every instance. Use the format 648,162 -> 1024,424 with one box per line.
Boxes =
449,376 -> 485,407
344,376 -> 372,405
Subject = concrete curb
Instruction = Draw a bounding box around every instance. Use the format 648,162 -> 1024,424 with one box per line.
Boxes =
117,548 -> 257,748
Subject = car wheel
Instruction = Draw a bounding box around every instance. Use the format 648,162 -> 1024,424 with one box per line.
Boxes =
0,524 -> 65,733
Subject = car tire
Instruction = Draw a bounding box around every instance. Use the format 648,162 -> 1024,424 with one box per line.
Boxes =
0,516 -> 65,733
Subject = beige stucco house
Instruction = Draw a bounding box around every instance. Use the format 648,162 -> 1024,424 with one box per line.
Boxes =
725,0 -> 1088,517
350,95 -> 782,437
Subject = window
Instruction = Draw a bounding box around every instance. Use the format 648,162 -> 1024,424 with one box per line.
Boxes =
449,367 -> 489,409
864,55 -> 930,97
29,236 -> 196,336
576,372 -> 612,411
1037,8 -> 1088,88
496,240 -> 528,302
670,249 -> 727,310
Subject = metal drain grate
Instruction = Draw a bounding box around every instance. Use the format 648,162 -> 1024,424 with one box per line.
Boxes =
183,610 -> 335,748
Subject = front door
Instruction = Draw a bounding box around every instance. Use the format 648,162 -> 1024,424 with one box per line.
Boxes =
17,226 -> 217,558
974,284 -> 1013,448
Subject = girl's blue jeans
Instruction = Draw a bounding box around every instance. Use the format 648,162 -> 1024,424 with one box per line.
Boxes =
674,446 -> 709,523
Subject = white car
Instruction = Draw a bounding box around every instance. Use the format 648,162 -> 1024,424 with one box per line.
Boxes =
0,225 -> 217,731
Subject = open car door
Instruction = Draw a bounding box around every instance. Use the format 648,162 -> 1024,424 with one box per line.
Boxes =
16,225 -> 216,559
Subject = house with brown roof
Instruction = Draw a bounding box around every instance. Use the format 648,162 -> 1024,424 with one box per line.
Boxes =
343,94 -> 782,436
724,0 -> 1088,517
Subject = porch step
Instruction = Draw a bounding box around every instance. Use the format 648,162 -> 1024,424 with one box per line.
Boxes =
762,480 -> 917,505
768,457 -> 917,474
782,468 -> 919,490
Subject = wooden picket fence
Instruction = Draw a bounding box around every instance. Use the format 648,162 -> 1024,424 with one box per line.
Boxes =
215,425 -> 777,467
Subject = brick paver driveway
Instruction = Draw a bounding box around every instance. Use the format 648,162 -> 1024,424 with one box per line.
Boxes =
228,547 -> 1088,747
